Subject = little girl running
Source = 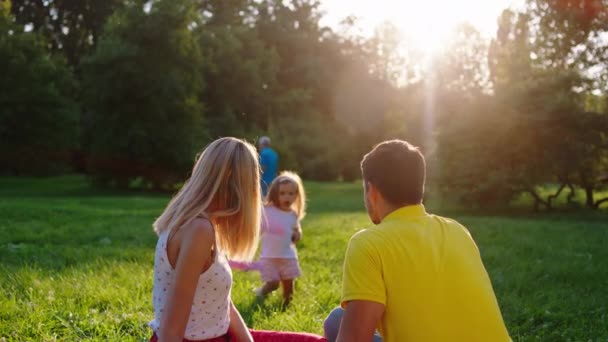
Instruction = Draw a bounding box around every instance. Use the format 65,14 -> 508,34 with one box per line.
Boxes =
254,171 -> 306,307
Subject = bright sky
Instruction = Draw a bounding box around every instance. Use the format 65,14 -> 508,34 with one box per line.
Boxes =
320,0 -> 525,54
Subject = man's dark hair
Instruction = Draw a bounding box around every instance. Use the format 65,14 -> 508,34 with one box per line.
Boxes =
361,140 -> 426,206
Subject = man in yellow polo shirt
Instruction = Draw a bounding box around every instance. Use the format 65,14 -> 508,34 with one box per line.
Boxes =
324,140 -> 511,342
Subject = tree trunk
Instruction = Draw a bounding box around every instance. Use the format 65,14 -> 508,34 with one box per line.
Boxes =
547,183 -> 566,209
585,186 -> 595,209
566,183 -> 576,204
595,197 -> 608,209
527,188 -> 549,212
533,199 -> 540,212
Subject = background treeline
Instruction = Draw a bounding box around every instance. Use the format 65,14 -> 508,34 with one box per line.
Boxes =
0,0 -> 607,210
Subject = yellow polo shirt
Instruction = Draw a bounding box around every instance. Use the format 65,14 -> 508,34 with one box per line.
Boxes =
341,205 -> 510,342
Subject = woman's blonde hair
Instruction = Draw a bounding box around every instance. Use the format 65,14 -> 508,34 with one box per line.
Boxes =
153,137 -> 261,261
265,171 -> 306,220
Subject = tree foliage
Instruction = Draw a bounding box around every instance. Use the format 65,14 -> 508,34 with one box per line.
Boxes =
2,0 -> 608,209
10,0 -> 123,67
0,1 -> 78,175
81,0 -> 204,189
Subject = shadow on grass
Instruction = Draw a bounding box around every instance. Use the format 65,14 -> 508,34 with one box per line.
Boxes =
0,174 -> 171,199
239,295 -> 288,327
0,244 -> 154,277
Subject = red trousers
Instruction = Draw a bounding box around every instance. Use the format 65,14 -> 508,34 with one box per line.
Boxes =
150,330 -> 326,342
149,333 -> 227,342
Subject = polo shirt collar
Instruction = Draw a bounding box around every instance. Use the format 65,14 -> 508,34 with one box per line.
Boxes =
382,204 -> 427,223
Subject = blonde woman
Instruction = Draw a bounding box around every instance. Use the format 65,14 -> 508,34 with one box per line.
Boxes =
149,137 -> 260,342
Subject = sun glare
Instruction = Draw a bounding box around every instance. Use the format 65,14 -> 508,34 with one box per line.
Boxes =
322,0 -> 525,56
409,24 -> 452,56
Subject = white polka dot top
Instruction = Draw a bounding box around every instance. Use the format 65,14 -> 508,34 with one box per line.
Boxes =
149,229 -> 232,340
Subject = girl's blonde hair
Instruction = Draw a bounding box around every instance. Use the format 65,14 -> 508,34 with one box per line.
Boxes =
265,171 -> 306,220
153,137 -> 261,261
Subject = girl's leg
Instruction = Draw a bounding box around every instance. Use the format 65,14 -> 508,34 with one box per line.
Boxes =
255,258 -> 280,299
280,279 -> 294,307
259,280 -> 280,297
278,258 -> 301,308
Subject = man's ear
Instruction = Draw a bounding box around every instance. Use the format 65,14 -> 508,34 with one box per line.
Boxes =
370,182 -> 391,207
367,181 -> 378,202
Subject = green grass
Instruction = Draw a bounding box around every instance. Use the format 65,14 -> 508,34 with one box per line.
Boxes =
1,176 -> 607,341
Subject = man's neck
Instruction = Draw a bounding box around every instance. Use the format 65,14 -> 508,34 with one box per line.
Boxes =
377,203 -> 401,223
378,202 -> 421,223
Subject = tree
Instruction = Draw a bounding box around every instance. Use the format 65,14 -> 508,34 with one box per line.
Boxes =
570,111 -> 608,209
527,0 -> 607,70
250,0 -> 369,180
196,1 -> 280,136
255,0 -> 342,121
365,22 -> 413,85
0,0 -> 79,175
10,0 -> 123,67
523,0 -> 608,208
196,0 -> 251,26
436,23 -> 490,96
432,23 -> 516,207
81,0 -> 204,189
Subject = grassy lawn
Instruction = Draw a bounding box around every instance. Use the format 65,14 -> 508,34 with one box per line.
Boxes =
1,175 -> 607,341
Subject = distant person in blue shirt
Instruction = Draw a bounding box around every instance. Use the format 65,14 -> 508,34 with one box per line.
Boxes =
259,136 -> 279,196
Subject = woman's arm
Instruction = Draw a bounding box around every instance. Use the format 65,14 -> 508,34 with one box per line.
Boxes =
227,300 -> 253,342
158,220 -> 215,342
